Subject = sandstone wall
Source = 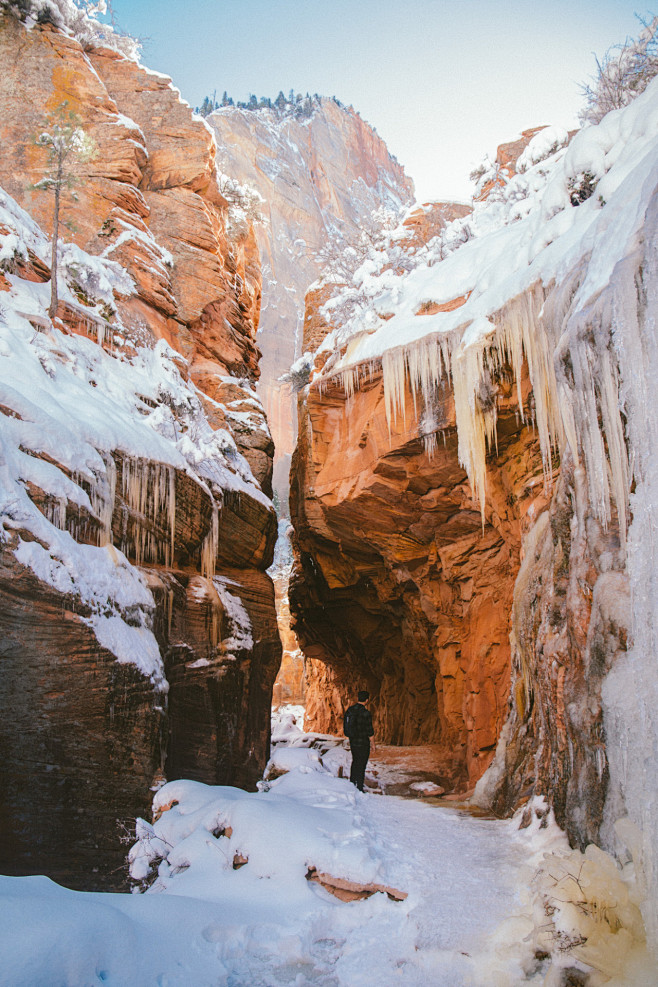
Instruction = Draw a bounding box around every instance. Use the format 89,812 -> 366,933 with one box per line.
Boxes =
0,17 -> 279,889
477,438 -> 627,848
290,357 -> 550,791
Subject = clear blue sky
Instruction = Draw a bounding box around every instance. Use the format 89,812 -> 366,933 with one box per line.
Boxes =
103,0 -> 654,201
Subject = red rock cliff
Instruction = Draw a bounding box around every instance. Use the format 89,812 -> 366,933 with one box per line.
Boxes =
0,16 -> 279,890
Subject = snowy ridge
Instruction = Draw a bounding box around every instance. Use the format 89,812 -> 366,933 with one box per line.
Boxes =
0,184 -> 271,683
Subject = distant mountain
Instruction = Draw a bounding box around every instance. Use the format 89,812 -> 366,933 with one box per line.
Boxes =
208,98 -> 415,502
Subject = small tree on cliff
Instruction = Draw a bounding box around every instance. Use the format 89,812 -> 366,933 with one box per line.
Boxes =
33,103 -> 96,320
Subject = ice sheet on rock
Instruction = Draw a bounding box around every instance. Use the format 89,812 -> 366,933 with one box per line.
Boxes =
213,576 -> 253,652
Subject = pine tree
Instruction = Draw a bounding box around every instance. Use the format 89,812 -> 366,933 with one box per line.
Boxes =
199,95 -> 213,117
32,103 -> 96,320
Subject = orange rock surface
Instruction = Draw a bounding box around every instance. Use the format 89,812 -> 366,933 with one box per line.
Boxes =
290,356 -> 549,792
209,101 -> 414,503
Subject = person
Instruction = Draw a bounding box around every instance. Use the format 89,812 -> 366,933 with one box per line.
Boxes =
343,690 -> 375,792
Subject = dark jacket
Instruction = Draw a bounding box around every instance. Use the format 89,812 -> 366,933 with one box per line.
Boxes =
344,702 -> 374,746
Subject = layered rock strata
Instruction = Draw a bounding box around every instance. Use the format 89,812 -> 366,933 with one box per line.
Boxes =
290,349 -> 549,790
0,16 -> 278,890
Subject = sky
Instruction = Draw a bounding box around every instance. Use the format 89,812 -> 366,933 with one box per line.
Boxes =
102,0 -> 653,202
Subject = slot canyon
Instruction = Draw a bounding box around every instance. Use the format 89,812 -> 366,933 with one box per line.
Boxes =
0,4 -> 657,983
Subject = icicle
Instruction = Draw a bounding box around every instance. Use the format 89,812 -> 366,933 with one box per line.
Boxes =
44,496 -> 67,530
422,431 -> 437,458
167,588 -> 174,638
89,452 -> 116,547
201,500 -> 219,579
451,339 -> 489,523
120,457 -> 177,566
326,271 -> 628,540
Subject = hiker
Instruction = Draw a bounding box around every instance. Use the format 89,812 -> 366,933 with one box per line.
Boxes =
343,690 -> 375,792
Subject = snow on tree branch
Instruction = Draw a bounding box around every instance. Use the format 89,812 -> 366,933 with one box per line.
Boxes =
579,15 -> 658,124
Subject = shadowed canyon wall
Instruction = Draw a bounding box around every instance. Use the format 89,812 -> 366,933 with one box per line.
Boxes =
0,17 -> 279,889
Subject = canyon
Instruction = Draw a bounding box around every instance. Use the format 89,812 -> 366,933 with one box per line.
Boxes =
1,5 -> 658,973
208,97 -> 414,502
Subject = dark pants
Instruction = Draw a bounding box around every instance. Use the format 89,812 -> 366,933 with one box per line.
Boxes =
350,741 -> 370,791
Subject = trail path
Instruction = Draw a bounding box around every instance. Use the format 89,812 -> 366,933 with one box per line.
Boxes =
0,733 -> 558,986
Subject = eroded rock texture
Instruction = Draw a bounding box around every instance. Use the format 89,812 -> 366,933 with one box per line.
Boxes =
0,18 -> 278,889
480,453 -> 627,848
290,356 -> 550,791
0,552 -> 164,888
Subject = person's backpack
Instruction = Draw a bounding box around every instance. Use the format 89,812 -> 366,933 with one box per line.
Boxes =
343,704 -> 358,738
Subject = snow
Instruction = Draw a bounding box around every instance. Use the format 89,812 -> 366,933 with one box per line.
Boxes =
0,183 -> 272,680
516,126 -> 570,174
213,576 -> 254,652
312,77 -> 658,538
271,703 -> 306,743
0,745 -> 569,986
83,613 -> 166,687
1,710 -> 650,985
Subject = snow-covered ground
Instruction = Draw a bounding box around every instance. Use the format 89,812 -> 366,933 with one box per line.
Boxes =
0,708 -> 648,986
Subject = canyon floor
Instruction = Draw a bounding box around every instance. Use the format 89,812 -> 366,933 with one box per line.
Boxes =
0,710 -> 586,987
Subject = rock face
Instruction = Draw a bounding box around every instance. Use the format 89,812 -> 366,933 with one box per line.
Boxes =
271,568 -> 306,708
208,100 -> 414,502
291,285 -> 628,819
0,16 -> 279,890
289,99 -> 649,873
486,453 -> 627,849
290,352 -> 549,790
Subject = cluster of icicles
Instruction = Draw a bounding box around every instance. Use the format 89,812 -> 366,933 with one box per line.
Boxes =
43,453 -> 220,577
321,275 -> 630,542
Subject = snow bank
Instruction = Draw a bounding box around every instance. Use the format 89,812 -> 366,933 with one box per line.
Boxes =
271,704 -> 306,744
4,736 -> 648,985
